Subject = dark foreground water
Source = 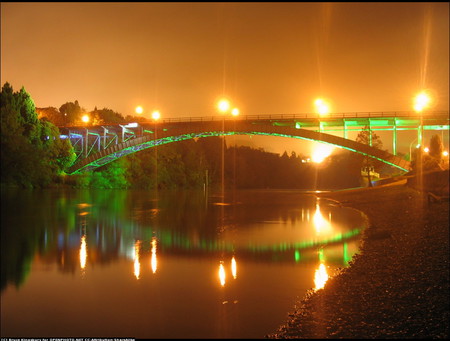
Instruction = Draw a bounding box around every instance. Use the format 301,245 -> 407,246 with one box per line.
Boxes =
1,188 -> 365,338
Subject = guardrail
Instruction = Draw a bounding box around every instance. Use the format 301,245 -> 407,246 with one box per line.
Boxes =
157,110 -> 449,123
57,110 -> 449,128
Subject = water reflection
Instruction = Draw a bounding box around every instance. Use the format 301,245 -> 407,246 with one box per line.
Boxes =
218,256 -> 238,287
1,188 -> 365,338
313,202 -> 332,235
1,189 -> 364,292
219,261 -> 226,287
134,240 -> 141,280
79,234 -> 87,271
151,237 -> 158,274
314,262 -> 329,290
231,256 -> 237,279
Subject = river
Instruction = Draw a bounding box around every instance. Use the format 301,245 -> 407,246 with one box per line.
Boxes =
1,188 -> 365,338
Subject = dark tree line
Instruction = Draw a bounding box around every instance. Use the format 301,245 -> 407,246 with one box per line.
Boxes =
36,101 -> 144,126
1,83 -> 75,188
67,138 -> 363,190
410,134 -> 447,173
5,82 -> 422,190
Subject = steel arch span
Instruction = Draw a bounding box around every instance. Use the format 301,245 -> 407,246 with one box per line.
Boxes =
66,121 -> 410,174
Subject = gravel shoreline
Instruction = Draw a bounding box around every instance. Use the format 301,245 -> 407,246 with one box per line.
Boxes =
268,182 -> 449,339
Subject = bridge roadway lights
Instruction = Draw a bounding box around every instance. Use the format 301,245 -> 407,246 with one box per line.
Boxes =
66,120 -> 416,174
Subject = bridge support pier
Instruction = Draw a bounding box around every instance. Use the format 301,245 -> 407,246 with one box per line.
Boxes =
393,119 -> 397,156
85,129 -> 88,158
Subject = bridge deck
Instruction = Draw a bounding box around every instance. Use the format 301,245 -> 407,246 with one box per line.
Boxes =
58,111 -> 448,174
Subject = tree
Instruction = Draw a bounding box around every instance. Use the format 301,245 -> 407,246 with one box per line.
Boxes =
59,100 -> 84,125
1,82 -> 75,187
36,107 -> 65,126
90,107 -> 126,125
429,134 -> 443,161
355,126 -> 384,187
423,134 -> 445,171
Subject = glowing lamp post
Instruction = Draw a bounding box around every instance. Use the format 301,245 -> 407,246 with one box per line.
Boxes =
216,98 -> 234,202
135,106 -> 144,115
151,110 -> 161,191
152,110 -> 161,121
218,99 -> 231,113
217,99 -> 229,190
413,92 -> 430,113
81,114 -> 90,158
314,98 -> 330,117
413,91 -> 431,146
408,139 -> 420,163
413,90 -> 431,187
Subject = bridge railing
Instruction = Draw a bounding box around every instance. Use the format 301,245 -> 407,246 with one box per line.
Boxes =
57,110 -> 449,128
141,110 -> 449,124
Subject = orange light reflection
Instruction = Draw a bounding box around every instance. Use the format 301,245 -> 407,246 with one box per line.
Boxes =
314,263 -> 329,290
134,240 -> 141,280
231,256 -> 237,279
151,237 -> 158,274
313,203 -> 331,234
219,262 -> 226,287
80,234 -> 87,270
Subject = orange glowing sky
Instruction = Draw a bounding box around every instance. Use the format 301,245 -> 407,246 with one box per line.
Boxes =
1,2 -> 449,154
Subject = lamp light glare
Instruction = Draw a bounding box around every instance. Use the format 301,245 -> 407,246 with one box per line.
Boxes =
413,92 -> 431,113
218,99 -> 230,113
314,98 -> 330,116
152,110 -> 161,121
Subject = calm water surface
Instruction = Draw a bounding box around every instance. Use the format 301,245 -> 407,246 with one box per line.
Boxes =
1,188 -> 365,338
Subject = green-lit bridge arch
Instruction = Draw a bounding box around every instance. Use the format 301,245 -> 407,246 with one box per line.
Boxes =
66,119 -> 415,174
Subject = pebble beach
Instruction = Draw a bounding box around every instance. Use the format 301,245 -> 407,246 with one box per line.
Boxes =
268,181 -> 449,339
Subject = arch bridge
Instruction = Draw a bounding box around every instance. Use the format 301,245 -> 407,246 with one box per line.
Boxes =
59,111 -> 449,174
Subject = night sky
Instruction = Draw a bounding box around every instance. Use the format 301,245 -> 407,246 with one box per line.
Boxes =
1,2 -> 448,154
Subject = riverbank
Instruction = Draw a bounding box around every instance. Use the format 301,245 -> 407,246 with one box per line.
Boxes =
268,181 -> 449,339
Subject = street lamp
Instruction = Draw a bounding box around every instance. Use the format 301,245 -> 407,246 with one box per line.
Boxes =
217,99 -> 229,200
151,110 -> 161,191
413,91 -> 431,146
216,98 -> 238,202
151,110 -> 161,121
218,99 -> 231,113
135,106 -> 144,115
413,90 -> 432,187
413,92 -> 430,113
408,138 -> 420,162
314,98 -> 330,116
